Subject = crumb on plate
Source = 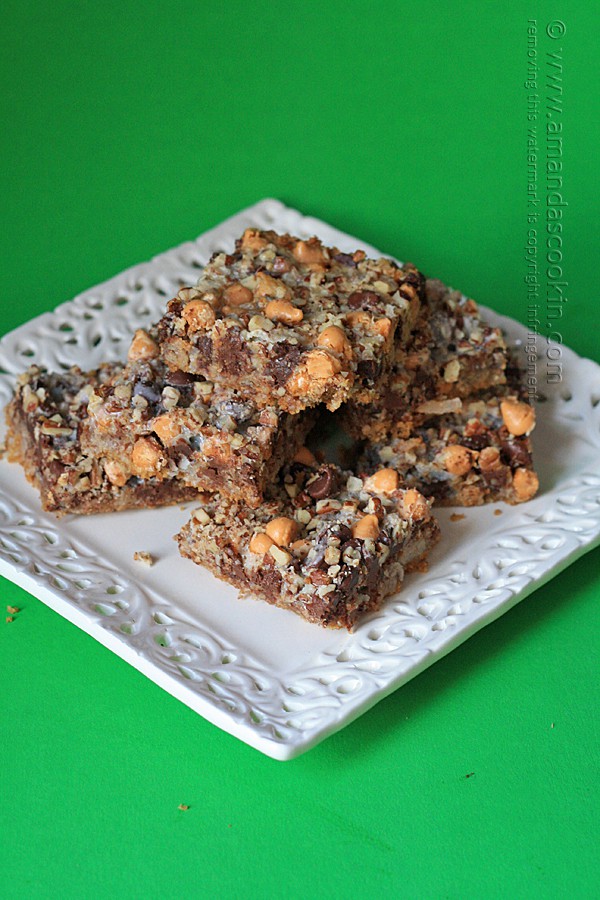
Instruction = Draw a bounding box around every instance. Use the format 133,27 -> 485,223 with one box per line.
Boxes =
133,551 -> 154,566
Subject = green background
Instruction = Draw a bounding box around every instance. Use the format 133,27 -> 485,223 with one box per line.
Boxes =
1,1 -> 598,897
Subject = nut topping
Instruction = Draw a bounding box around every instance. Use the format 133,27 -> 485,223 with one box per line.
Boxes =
478,446 -> 502,472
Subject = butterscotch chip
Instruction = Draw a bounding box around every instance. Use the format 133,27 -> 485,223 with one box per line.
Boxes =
241,228 -> 268,251
345,310 -> 372,329
249,532 -> 274,555
500,399 -> 536,436
364,468 -> 399,494
374,317 -> 392,340
293,239 -> 327,266
265,516 -> 298,547
130,437 -> 164,478
443,445 -> 473,476
478,446 -> 502,471
224,283 -> 253,306
128,329 -> 159,362
398,489 -> 430,520
104,459 -> 129,487
151,414 -> 180,445
352,513 -> 380,540
305,350 -> 342,379
317,325 -> 350,356
265,299 -> 303,325
255,271 -> 291,303
513,467 -> 539,501
182,299 -> 216,332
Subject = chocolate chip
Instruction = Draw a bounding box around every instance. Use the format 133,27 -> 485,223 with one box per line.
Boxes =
461,433 -> 490,451
366,555 -> 381,591
193,335 -> 213,368
272,256 -> 292,275
500,439 -> 532,469
335,524 -> 352,544
357,358 -> 381,382
402,268 -> 423,286
419,480 -> 451,501
268,341 -> 303,387
369,496 -> 385,521
306,466 -> 339,500
347,290 -> 381,310
480,465 -> 511,490
219,399 -> 255,424
338,566 -> 360,595
333,253 -> 357,267
167,439 -> 194,460
133,381 -> 161,404
47,459 -> 66,478
217,330 -> 250,376
164,369 -> 195,386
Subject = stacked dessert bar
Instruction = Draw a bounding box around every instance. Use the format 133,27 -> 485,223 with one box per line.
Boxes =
5,228 -> 539,628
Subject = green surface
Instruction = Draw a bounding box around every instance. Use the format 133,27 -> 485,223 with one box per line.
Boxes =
1,1 -> 598,897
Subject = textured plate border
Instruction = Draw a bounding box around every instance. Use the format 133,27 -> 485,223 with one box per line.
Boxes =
1,198 -> 599,760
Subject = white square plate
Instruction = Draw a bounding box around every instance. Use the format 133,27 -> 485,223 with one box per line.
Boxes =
1,199 -> 599,759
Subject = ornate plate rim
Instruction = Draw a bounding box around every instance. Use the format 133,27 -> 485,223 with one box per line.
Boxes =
1,198 -> 599,760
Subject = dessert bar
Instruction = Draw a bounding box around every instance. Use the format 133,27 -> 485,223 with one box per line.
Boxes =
341,278 -> 509,442
156,229 -> 424,414
5,366 -> 198,515
177,454 -> 440,629
81,334 -> 316,508
358,384 -> 539,507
